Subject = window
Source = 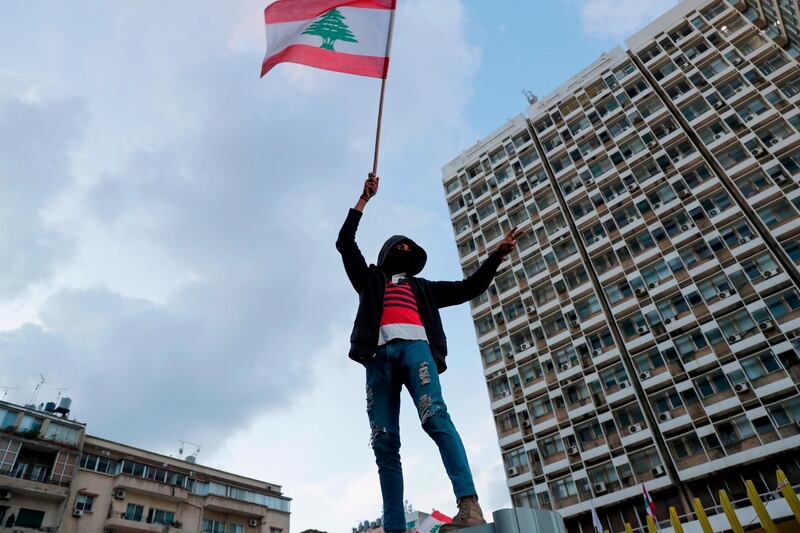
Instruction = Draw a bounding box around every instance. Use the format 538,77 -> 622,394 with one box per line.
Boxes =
716,415 -> 756,447
549,476 -> 577,502
614,402 -> 645,427
542,312 -> 567,336
475,315 -> 495,336
629,447 -> 662,475
735,97 -> 770,121
768,396 -> 800,427
523,254 -> 547,278
18,415 -> 43,434
564,266 -> 589,289
481,344 -> 502,367
652,389 -> 683,413
605,280 -> 633,305
720,221 -> 755,248
530,396 -> 553,418
755,51 -> 789,76
668,433 -> 704,461
148,508 -> 175,526
742,252 -> 778,281
600,364 -> 629,390
45,423 -> 80,445
634,348 -> 665,373
734,170 -> 771,196
0,408 -> 17,429
203,520 -> 227,533
576,295 -> 601,320
680,98 -> 710,121
695,370 -> 732,399
230,525 -> 245,533
765,290 -> 800,320
533,283 -> 556,306
757,199 -> 797,228
126,504 -> 145,522
75,494 -> 94,512
742,351 -> 782,381
14,509 -> 45,529
718,309 -> 756,340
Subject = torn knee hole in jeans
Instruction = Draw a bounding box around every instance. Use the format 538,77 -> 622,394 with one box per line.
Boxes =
418,362 -> 431,386
418,394 -> 440,424
369,421 -> 390,448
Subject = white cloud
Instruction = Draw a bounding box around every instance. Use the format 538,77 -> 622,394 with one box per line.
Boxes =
573,0 -> 679,39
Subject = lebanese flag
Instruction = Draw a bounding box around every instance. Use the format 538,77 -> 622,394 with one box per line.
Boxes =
416,510 -> 451,533
642,484 -> 657,520
261,0 -> 396,78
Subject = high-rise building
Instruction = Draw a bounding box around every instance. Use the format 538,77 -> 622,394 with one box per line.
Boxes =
0,399 -> 291,532
442,0 -> 800,531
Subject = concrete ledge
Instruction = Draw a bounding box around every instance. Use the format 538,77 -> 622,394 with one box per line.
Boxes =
460,508 -> 566,533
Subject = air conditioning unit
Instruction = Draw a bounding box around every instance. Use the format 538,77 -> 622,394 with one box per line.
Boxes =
736,87 -> 743,93
739,236 -> 752,244
636,326 -> 649,335
0,490 -> 10,500
628,423 -> 643,433
659,412 -> 673,422
672,158 -> 680,164
763,269 -> 776,278
713,101 -> 724,109
651,465 -> 666,476
73,509 -> 84,518
647,282 -> 657,289
569,320 -> 579,329
771,137 -> 781,145
734,382 -> 750,393
592,348 -> 602,356
526,306 -> 537,315
521,419 -> 532,428
759,320 -> 774,331
681,224 -> 690,231
568,446 -> 579,456
746,115 -> 754,122
635,287 -> 647,296
619,381 -> 630,389
751,147 -> 765,157
728,334 -> 742,343
664,317 -> 673,325
594,235 -> 603,243
500,390 -> 511,398
627,183 -> 639,191
775,175 -> 788,184
628,217 -> 637,224
594,482 -> 608,494
520,342 -> 531,351
460,224 -> 470,233
508,466 -> 519,477
714,134 -> 722,140
679,189 -> 691,198
466,197 -> 474,206
561,363 -> 571,371
249,519 -> 260,528
653,203 -> 662,209
488,178 -> 498,187
640,371 -> 652,380
709,208 -> 718,216
114,489 -> 126,500
718,290 -> 730,299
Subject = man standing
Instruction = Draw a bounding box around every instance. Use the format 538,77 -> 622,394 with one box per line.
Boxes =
336,173 -> 521,532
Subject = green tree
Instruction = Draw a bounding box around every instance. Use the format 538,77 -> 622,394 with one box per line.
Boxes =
302,8 -> 358,51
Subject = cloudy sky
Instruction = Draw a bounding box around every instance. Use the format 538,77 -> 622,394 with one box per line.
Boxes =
0,0 -> 676,530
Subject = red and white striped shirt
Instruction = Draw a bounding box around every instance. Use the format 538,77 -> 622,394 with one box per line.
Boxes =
378,276 -> 428,345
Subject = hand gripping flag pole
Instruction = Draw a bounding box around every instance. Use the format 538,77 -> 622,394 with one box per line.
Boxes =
261,0 -> 397,176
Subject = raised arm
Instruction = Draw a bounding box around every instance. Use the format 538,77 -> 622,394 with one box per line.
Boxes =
430,227 -> 523,308
335,174 -> 379,292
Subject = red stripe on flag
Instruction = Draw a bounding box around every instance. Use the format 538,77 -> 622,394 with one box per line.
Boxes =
261,44 -> 388,78
265,0 -> 395,24
431,510 -> 452,523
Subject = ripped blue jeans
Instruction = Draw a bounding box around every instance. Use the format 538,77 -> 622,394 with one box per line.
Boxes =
366,339 -> 476,531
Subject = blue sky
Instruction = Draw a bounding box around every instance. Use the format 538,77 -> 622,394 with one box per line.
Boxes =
0,1 -> 675,531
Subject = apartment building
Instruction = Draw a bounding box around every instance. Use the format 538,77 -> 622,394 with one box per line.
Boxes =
441,0 -> 800,531
0,399 -> 291,532
0,400 -> 85,531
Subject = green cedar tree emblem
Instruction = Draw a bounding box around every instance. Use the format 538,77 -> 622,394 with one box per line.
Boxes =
302,8 -> 358,51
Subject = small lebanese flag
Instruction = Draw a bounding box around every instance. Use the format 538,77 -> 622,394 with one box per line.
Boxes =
416,510 -> 451,533
261,0 -> 396,79
642,484 -> 657,520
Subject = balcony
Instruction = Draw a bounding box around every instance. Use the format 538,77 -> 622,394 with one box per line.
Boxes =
115,474 -> 189,501
104,515 -> 169,533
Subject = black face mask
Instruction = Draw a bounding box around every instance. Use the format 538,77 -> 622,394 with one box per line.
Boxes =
382,248 -> 413,275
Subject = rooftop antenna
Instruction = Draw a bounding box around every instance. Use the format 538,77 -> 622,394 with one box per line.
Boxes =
30,375 -> 45,405
0,387 -> 18,401
178,440 -> 202,463
50,387 -> 69,404
522,89 -> 539,105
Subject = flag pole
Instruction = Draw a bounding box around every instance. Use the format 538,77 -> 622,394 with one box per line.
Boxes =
372,4 -> 397,175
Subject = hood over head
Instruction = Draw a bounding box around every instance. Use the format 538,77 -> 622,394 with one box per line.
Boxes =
376,235 -> 427,276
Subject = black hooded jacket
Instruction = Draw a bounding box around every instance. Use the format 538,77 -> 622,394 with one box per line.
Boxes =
336,208 -> 503,373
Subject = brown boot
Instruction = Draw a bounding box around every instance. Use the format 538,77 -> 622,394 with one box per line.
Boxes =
439,495 -> 487,532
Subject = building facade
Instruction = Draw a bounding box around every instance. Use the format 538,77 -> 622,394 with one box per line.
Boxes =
442,0 -> 800,531
0,399 -> 291,532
